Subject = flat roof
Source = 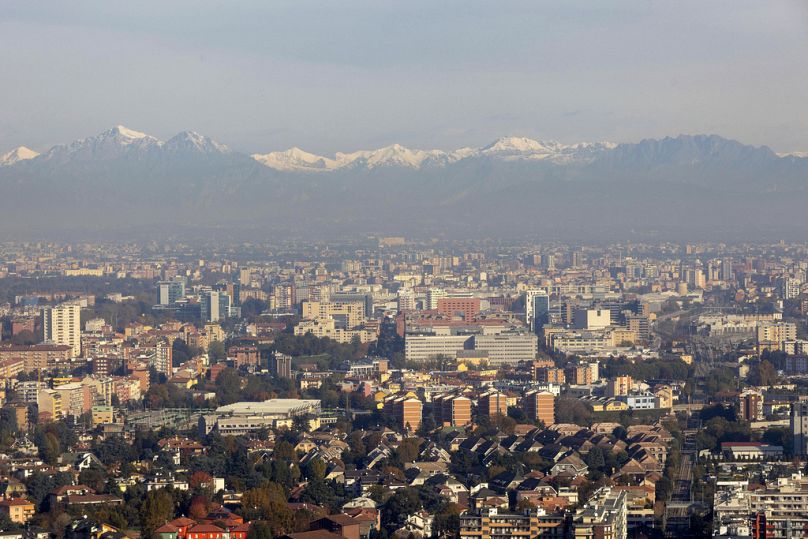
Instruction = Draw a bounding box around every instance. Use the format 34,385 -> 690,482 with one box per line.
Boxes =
215,399 -> 321,416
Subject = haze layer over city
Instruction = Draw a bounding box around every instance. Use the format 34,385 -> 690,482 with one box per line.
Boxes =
2,3 -> 808,539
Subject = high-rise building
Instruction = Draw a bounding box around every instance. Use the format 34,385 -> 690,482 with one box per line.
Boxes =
239,268 -> 253,287
434,394 -> 472,427
388,396 -> 422,432
201,291 -> 231,323
42,302 -> 81,357
271,353 -> 293,379
153,339 -> 173,376
535,367 -> 565,384
792,402 -> 808,456
398,289 -> 416,312
740,389 -> 764,421
478,390 -> 508,418
721,257 -> 734,282
524,390 -> 555,426
525,289 -> 549,332
427,288 -> 447,310
157,279 -> 185,306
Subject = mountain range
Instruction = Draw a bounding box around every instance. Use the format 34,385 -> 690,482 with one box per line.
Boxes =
1,126 -> 807,240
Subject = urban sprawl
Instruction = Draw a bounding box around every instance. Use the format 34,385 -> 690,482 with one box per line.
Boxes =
0,239 -> 807,539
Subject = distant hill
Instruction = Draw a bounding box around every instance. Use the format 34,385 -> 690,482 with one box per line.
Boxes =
1,126 -> 806,240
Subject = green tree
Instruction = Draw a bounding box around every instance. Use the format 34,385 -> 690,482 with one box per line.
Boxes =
209,340 -> 227,362
140,489 -> 175,538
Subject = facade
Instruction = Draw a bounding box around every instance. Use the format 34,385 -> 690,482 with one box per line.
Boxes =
404,335 -> 471,363
42,302 -> 82,357
478,390 -> 508,418
524,390 -> 555,426
157,280 -> 186,306
201,291 -> 231,323
606,376 -> 632,398
471,333 -> 538,365
434,394 -> 472,427
573,309 -> 611,330
791,402 -> 808,457
460,507 -> 565,539
200,399 -> 321,435
572,488 -> 627,539
437,298 -> 481,320
740,389 -> 764,421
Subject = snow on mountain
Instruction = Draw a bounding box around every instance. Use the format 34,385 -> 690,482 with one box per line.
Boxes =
778,151 -> 808,159
251,136 -> 616,171
335,144 -> 450,169
252,147 -> 339,172
41,125 -> 162,162
164,131 -> 231,155
0,146 -> 39,166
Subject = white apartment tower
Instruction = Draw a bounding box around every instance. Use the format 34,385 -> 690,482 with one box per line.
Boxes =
42,302 -> 82,357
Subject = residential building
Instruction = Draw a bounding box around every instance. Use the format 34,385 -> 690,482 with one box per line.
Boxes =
42,302 -> 82,357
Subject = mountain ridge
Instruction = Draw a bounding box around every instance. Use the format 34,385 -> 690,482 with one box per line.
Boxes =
1,126 -> 807,239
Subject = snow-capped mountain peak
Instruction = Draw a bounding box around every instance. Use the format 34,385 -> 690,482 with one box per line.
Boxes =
0,146 -> 40,166
481,136 -> 561,154
166,131 -> 230,154
107,125 -> 150,141
252,147 -> 338,172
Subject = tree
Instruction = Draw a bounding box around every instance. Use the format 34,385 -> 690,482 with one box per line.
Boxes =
247,521 -> 274,539
79,463 -> 108,493
209,340 -> 227,362
382,488 -> 421,532
303,458 -> 326,481
140,489 -> 175,538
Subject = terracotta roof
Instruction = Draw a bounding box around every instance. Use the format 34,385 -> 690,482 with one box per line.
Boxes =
188,524 -> 226,533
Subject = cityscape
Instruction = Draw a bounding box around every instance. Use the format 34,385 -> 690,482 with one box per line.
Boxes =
0,239 -> 806,538
2,1 -> 808,539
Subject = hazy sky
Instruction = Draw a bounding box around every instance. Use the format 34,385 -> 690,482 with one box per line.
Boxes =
2,0 -> 808,154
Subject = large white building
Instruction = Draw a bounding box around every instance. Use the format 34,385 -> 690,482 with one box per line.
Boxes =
42,302 -> 82,357
200,399 -> 321,435
573,308 -> 612,330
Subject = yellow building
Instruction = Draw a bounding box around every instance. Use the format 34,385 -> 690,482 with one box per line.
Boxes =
92,405 -> 115,426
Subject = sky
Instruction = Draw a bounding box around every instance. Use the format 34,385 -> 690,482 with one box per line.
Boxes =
1,0 -> 808,155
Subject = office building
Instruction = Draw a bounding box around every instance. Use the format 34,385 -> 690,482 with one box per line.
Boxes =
157,279 -> 186,306
201,291 -> 231,323
471,333 -> 538,365
525,289 -> 549,332
573,308 -> 611,330
42,302 -> 82,357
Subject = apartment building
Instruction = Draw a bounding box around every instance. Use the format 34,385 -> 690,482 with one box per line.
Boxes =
42,302 -> 82,357
524,390 -> 555,426
459,507 -> 565,539
478,390 -> 508,418
572,488 -> 627,539
433,394 -> 472,427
